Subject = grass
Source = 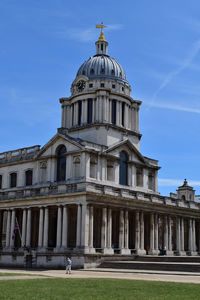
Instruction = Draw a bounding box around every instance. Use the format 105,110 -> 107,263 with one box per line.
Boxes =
0,278 -> 200,300
0,273 -> 33,276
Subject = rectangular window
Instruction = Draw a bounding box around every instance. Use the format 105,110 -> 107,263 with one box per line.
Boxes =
26,170 -> 33,186
89,83 -> 93,88
136,168 -> 143,187
148,172 -> 155,191
122,102 -> 125,127
100,83 -> 104,88
78,101 -> 82,126
10,173 -> 17,188
111,100 -> 116,125
87,99 -> 93,124
112,84 -> 115,89
0,175 -> 2,189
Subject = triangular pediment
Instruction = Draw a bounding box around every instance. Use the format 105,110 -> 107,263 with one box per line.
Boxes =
104,139 -> 146,165
36,133 -> 84,159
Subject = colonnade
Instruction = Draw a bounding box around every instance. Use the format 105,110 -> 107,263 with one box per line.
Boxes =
1,206 -> 199,256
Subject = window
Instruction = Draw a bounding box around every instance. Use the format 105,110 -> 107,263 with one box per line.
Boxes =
89,83 -> 93,88
90,69 -> 94,75
87,99 -> 93,124
10,172 -> 17,188
111,100 -> 116,125
57,145 -> 66,181
25,170 -> 33,186
122,87 -> 124,92
112,84 -> 115,89
73,156 -> 80,178
119,151 -> 128,185
100,68 -> 105,74
111,69 -> 115,75
100,83 -> 104,88
122,102 -> 125,127
148,171 -> 155,190
0,175 -> 2,189
136,168 -> 143,187
90,155 -> 97,178
107,161 -> 114,181
78,101 -> 82,126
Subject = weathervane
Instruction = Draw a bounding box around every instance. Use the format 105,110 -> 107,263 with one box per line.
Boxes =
96,22 -> 107,41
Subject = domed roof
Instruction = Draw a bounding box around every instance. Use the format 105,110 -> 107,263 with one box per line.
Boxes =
76,55 -> 129,86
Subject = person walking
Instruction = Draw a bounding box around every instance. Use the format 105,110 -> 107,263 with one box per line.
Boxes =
66,257 -> 72,274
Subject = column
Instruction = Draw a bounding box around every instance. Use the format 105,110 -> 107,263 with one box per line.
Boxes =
56,206 -> 62,249
62,206 -> 68,248
193,219 -> 196,252
81,204 -> 89,252
101,207 -> 107,249
114,161 -> 119,184
150,213 -> 155,254
140,212 -> 144,251
131,165 -> 136,187
21,209 -> 27,248
135,211 -> 140,252
168,216 -> 172,252
107,208 -> 113,253
26,208 -> 31,247
181,217 -> 184,252
38,208 -> 44,248
154,213 -> 159,253
76,204 -> 81,248
43,207 -> 49,248
123,210 -> 130,254
10,209 -> 16,248
164,215 -> 168,250
89,206 -> 94,252
116,101 -> 120,126
176,216 -> 181,253
97,155 -> 101,181
119,210 -> 124,251
6,210 -> 11,247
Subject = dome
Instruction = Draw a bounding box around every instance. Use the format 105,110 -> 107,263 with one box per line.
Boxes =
76,55 -> 130,86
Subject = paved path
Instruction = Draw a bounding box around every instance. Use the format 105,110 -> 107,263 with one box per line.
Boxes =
1,268 -> 200,284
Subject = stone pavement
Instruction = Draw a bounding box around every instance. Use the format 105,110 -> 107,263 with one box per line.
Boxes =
0,268 -> 200,284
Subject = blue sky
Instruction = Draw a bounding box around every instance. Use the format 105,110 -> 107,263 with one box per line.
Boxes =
0,0 -> 200,196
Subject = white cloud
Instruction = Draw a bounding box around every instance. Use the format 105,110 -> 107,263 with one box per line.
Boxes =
151,39 -> 200,104
56,24 -> 123,42
143,101 -> 200,114
158,178 -> 200,187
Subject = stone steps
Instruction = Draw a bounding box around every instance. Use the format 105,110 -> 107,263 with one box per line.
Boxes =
98,256 -> 200,273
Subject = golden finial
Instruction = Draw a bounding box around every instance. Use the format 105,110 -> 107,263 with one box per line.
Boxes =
96,22 -> 107,41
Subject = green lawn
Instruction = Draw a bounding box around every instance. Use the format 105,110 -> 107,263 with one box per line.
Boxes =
0,278 -> 200,300
0,273 -> 31,276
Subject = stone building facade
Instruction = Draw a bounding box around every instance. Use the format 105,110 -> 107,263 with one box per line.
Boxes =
0,30 -> 200,268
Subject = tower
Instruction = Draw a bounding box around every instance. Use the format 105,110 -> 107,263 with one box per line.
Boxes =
60,27 -> 141,150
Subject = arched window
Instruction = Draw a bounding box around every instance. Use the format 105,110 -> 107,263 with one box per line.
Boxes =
57,145 -> 66,182
10,172 -> 17,188
25,170 -> 33,186
119,151 -> 128,185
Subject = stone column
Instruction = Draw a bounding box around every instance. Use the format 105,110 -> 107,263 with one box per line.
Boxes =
168,216 -> 172,252
116,101 -> 120,126
123,210 -> 130,254
106,208 -> 114,254
56,206 -> 62,250
97,155 -> 101,181
140,212 -> 145,251
62,206 -> 68,248
131,165 -> 136,187
149,213 -> 155,254
176,216 -> 181,254
181,217 -> 185,252
81,204 -> 89,253
10,209 -> 16,248
101,207 -> 107,250
135,211 -> 140,253
21,209 -> 27,248
119,210 -> 124,252
193,219 -> 196,252
76,204 -> 81,248
88,206 -> 94,251
114,161 -> 119,184
43,207 -> 49,248
6,210 -> 11,247
164,215 -> 168,250
26,208 -> 31,248
38,208 -> 44,248
154,213 -> 159,254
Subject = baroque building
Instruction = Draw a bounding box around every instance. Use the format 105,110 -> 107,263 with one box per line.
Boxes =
0,28 -> 200,268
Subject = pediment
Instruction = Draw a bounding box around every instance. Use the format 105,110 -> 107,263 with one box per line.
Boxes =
36,133 -> 84,158
104,139 -> 146,165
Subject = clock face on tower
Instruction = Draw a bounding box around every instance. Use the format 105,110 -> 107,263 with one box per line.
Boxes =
76,80 -> 86,92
